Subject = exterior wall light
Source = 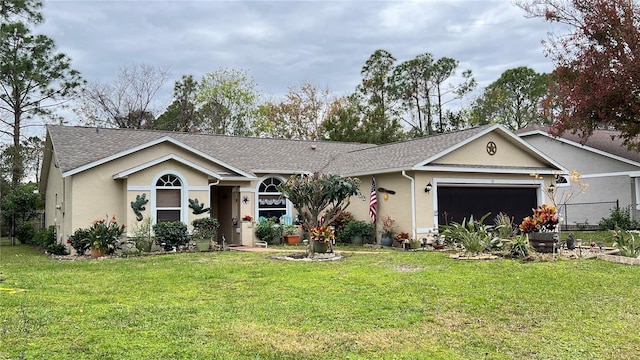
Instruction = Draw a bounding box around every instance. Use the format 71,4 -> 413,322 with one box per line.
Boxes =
548,183 -> 555,194
424,182 -> 432,193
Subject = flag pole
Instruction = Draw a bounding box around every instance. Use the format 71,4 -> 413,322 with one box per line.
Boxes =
369,176 -> 378,245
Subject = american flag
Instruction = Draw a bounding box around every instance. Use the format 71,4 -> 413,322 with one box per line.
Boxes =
369,176 -> 377,222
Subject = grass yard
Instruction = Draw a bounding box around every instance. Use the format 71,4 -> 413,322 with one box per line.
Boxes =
1,245 -> 639,359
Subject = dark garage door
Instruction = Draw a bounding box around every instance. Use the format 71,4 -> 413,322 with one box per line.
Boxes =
437,186 -> 537,226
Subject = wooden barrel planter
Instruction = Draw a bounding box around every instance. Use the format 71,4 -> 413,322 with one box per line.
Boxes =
313,241 -> 329,253
528,232 -> 558,253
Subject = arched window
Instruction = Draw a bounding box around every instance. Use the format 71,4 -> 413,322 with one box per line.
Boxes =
156,174 -> 182,222
258,177 -> 287,220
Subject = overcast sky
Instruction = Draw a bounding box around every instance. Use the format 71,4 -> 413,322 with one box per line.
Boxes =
36,0 -> 556,127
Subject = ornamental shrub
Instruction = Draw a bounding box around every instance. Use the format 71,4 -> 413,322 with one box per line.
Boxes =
153,221 -> 189,251
34,226 -> 56,247
15,223 -> 35,245
46,243 -> 68,255
255,217 -> 281,245
86,215 -> 126,254
339,220 -> 373,244
192,217 -> 220,240
69,228 -> 92,255
599,207 -> 639,230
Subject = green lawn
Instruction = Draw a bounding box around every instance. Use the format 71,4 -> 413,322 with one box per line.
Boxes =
1,245 -> 639,359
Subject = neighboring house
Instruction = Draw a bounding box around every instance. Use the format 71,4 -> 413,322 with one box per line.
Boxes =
518,126 -> 640,228
40,124 -> 565,249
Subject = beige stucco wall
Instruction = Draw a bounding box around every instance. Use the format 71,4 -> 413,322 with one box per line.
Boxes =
347,170 -> 554,244
116,142 -> 229,175
43,159 -> 66,243
61,145 -> 272,247
436,133 -> 548,168
61,143 -> 241,244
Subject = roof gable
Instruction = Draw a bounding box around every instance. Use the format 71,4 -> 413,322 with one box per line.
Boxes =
518,127 -> 640,168
325,124 -> 566,176
419,124 -> 566,173
112,154 -> 224,180
62,135 -> 255,179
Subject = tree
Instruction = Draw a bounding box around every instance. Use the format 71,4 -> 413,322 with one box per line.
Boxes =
0,2 -> 83,185
469,67 -> 550,130
322,94 -> 366,142
392,53 -> 435,136
431,57 -> 476,133
1,182 -> 41,245
0,0 -> 43,24
154,75 -> 199,132
277,173 -> 360,254
253,82 -> 334,140
75,63 -> 170,129
0,136 -> 43,184
196,68 -> 260,136
388,52 -> 475,137
356,49 -> 403,144
517,0 -> 640,149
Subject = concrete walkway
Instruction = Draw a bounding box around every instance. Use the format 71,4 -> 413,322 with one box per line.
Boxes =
230,245 -> 305,253
230,245 -> 383,254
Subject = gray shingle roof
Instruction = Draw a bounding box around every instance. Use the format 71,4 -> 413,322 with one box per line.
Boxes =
324,126 -> 492,175
47,125 -> 375,176
48,124 -> 529,178
517,125 -> 640,164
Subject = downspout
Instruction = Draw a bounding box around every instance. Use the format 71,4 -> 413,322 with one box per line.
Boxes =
401,171 -> 416,240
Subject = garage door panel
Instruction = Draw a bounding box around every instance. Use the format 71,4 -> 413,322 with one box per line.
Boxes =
437,187 -> 537,226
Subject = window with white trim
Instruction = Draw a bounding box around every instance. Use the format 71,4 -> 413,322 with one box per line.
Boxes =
156,174 -> 182,222
258,177 -> 287,220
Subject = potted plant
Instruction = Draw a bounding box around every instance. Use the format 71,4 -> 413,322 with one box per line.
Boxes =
192,217 -> 220,251
380,215 -> 396,247
85,215 -> 126,258
394,232 -> 410,248
341,220 -> 373,245
519,204 -> 559,253
282,224 -> 300,245
309,224 -> 334,253
255,217 -> 281,245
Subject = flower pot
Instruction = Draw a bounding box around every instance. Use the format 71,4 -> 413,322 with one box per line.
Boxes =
284,235 -> 300,245
195,238 -> 210,251
350,235 -> 364,245
528,232 -> 558,253
313,241 -> 329,253
380,236 -> 393,247
90,248 -> 105,258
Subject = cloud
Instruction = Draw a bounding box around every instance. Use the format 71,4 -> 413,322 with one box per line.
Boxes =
34,0 -> 555,120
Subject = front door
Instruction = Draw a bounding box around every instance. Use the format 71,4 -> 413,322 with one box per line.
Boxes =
211,186 -> 239,245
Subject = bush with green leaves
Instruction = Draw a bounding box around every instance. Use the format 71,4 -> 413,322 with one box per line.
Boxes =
612,228 -> 640,257
69,228 -> 92,255
493,212 -> 517,239
599,207 -> 639,230
339,220 -> 373,244
153,221 -> 190,251
46,243 -> 68,255
441,213 -> 498,255
85,216 -> 126,254
15,222 -> 35,244
508,234 -> 530,258
34,226 -> 56,247
192,217 -> 220,240
255,217 -> 281,244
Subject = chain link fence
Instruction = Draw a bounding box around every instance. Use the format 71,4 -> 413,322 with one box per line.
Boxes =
558,200 -> 619,231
